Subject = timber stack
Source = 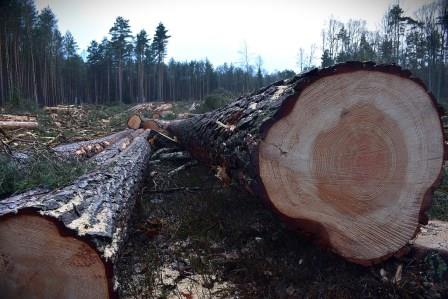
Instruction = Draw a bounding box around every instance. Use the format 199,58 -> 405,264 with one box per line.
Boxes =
0,114 -> 38,129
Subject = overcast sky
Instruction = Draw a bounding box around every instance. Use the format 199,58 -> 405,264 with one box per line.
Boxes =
35,0 -> 433,72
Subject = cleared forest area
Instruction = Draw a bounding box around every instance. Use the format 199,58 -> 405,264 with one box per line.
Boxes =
0,67 -> 447,298
1,0 -> 448,298
0,1 -> 446,107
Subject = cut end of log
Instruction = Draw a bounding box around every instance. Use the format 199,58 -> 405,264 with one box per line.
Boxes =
0,214 -> 110,298
258,69 -> 444,263
127,114 -> 142,129
142,119 -> 164,131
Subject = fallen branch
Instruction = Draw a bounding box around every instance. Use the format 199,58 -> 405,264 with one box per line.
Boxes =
168,160 -> 198,176
158,151 -> 191,161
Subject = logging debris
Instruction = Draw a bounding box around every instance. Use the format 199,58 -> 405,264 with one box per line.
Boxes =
0,104 -> 129,152
116,142 -> 448,298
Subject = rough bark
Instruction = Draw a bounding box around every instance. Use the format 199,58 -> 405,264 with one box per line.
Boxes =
154,62 -> 445,265
0,130 -> 153,298
53,129 -> 134,158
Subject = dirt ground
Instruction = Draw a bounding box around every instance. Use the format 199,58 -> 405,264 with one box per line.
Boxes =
116,149 -> 448,299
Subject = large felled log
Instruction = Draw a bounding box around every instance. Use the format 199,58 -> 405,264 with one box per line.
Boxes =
0,130 -> 152,298
152,62 -> 445,265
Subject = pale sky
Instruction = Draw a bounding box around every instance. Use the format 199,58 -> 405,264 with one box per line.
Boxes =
35,0 -> 433,72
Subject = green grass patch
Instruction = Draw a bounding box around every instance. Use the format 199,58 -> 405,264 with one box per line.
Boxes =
429,192 -> 448,221
0,151 -> 92,199
429,166 -> 448,221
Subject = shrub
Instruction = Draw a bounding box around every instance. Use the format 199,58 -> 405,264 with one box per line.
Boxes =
197,89 -> 234,113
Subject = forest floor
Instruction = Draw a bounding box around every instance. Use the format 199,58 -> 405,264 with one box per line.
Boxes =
116,156 -> 448,299
1,104 -> 448,298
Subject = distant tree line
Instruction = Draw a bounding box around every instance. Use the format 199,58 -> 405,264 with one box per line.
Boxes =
0,0 -> 294,107
316,1 -> 447,103
0,0 -> 446,107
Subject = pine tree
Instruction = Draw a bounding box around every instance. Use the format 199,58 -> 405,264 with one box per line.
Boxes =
87,40 -> 101,103
135,30 -> 149,102
152,22 -> 170,99
62,31 -> 80,103
356,33 -> 375,61
321,49 -> 334,67
109,16 -> 132,103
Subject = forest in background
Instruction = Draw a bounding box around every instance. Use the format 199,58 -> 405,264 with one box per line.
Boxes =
0,0 -> 447,107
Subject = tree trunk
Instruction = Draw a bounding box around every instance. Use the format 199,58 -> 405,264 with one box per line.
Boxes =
152,62 -> 445,265
52,129 -> 135,158
0,30 -> 4,106
138,60 -> 144,103
29,40 -> 38,105
118,59 -> 123,103
107,65 -> 110,104
0,130 -> 153,298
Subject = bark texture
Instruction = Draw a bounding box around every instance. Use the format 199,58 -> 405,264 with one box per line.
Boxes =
53,129 -> 134,158
0,129 -> 153,297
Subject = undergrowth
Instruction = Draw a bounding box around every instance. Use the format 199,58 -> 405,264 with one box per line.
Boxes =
429,166 -> 448,221
0,151 -> 91,199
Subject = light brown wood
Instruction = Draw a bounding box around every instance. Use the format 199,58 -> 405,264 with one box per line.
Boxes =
414,220 -> 448,254
127,114 -> 142,129
259,70 -> 444,262
0,215 -> 109,299
43,105 -> 79,112
0,121 -> 38,129
142,119 -> 164,131
0,114 -> 36,122
154,103 -> 173,112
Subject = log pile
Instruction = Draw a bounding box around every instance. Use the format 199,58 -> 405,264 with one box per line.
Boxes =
127,102 -> 174,119
44,105 -> 81,113
0,114 -> 38,129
